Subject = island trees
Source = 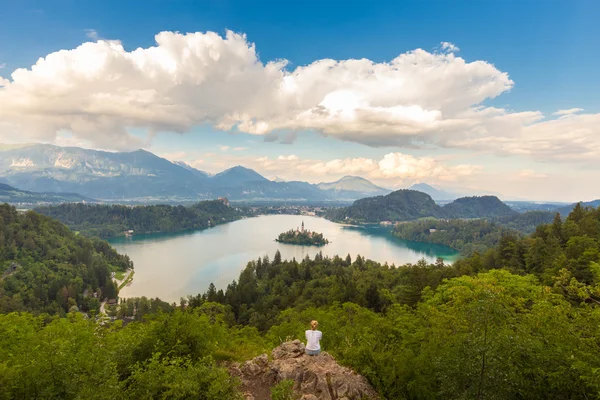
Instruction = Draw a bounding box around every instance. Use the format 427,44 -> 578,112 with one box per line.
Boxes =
275,221 -> 329,246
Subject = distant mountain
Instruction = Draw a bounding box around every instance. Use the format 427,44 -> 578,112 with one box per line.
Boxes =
0,144 -> 209,200
0,183 -> 93,205
327,189 -> 444,223
271,176 -> 287,183
0,144 -> 383,202
172,161 -> 210,178
443,196 -> 518,219
409,183 -> 457,200
555,200 -> 600,216
212,166 -> 269,187
318,176 -> 390,196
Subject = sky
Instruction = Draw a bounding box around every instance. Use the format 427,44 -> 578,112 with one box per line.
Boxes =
0,0 -> 599,202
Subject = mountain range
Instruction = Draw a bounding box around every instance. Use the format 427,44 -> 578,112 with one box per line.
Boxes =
0,144 -> 391,202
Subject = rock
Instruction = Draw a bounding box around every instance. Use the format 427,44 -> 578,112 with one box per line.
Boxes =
254,353 -> 269,367
272,339 -> 305,360
240,354 -> 269,377
231,341 -> 379,399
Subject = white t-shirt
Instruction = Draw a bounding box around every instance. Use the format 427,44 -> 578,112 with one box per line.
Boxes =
305,329 -> 322,351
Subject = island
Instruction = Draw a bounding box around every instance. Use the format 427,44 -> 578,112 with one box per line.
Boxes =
276,221 -> 329,246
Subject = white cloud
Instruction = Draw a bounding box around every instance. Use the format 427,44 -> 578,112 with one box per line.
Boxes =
448,111 -> 600,162
378,153 -> 481,181
232,146 -> 247,151
255,152 -> 481,183
553,108 -> 583,116
218,145 -> 230,152
441,42 -> 460,52
277,155 -> 299,161
85,29 -> 99,41
0,30 -> 597,162
0,63 -> 6,69
518,170 -> 548,179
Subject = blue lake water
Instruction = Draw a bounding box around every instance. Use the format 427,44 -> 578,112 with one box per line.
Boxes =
109,214 -> 459,302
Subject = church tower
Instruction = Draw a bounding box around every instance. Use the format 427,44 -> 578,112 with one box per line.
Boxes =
301,221 -> 304,232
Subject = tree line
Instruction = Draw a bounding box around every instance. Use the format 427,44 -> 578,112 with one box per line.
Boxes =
35,200 -> 243,238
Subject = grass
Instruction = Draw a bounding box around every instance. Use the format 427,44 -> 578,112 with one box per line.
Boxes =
114,271 -> 125,280
118,270 -> 134,291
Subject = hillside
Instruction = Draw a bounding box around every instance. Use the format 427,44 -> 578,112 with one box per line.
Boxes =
327,189 -> 444,223
326,191 -> 520,223
0,203 -> 131,315
35,199 -> 242,239
495,210 -> 557,233
394,218 -> 517,255
442,195 -> 518,218
0,183 -> 92,205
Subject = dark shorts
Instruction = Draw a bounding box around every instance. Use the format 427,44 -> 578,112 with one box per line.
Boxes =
306,349 -> 320,356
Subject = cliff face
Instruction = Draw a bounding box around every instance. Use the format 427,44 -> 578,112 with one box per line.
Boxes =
230,340 -> 379,400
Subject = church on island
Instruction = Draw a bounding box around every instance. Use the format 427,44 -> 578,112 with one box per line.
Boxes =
276,221 -> 329,246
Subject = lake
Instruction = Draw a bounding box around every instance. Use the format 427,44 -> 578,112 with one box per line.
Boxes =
110,214 -> 459,302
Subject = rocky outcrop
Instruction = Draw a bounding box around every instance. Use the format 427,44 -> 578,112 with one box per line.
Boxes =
230,340 -> 379,400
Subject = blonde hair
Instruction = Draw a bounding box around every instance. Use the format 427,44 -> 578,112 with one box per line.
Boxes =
310,320 -> 319,330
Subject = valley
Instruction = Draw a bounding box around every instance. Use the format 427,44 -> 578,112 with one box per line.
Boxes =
1,4 -> 599,399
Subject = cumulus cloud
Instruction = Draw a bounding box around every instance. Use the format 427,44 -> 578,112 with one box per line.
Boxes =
449,112 -> 600,162
255,152 -> 480,183
0,30 -> 598,161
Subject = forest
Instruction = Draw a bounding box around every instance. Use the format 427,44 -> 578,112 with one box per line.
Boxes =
393,218 -> 518,255
393,211 -> 559,255
0,204 -> 131,315
35,199 -> 242,238
1,203 -> 600,399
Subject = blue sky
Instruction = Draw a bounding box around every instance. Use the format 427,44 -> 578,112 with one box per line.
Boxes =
0,0 -> 599,201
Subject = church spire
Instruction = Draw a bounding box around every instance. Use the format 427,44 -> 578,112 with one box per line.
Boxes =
301,221 -> 304,232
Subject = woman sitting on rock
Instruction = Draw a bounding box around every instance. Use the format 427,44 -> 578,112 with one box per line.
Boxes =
305,320 -> 322,356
